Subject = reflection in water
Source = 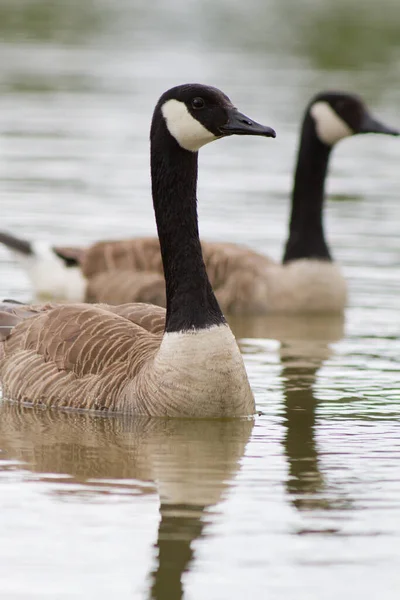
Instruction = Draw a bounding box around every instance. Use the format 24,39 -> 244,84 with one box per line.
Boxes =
281,0 -> 400,71
0,0 -> 107,43
259,315 -> 345,511
280,338 -> 357,520
203,0 -> 400,74
231,313 -> 348,513
280,343 -> 326,511
229,313 -> 345,342
0,404 -> 253,600
2,0 -> 399,75
146,418 -> 253,600
149,503 -> 204,600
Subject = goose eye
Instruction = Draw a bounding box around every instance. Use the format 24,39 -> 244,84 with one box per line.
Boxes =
191,97 -> 205,110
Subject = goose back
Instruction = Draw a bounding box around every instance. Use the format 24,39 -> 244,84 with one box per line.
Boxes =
81,239 -> 274,312
77,239 -> 345,314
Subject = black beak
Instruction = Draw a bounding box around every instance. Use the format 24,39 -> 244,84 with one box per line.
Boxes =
359,113 -> 399,136
219,108 -> 276,138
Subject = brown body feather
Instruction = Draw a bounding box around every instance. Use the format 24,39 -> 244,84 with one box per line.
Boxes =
0,301 -> 164,412
0,301 -> 253,416
61,238 -> 275,313
56,237 -> 346,314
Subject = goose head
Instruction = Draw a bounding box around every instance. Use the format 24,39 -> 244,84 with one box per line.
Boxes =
152,83 -> 276,152
309,91 -> 399,147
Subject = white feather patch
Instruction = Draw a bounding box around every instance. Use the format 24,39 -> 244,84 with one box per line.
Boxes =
310,101 -> 353,145
159,324 -> 241,365
161,99 -> 217,151
265,259 -> 347,313
16,241 -> 86,302
128,323 -> 255,417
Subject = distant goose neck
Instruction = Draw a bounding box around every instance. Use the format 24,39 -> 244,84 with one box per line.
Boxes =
150,125 -> 224,333
283,115 -> 333,263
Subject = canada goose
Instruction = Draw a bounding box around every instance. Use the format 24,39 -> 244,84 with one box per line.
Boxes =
0,91 -> 397,314
0,83 -> 276,416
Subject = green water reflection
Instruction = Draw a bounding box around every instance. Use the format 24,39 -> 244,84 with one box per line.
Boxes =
0,0 -> 108,43
1,0 -> 399,73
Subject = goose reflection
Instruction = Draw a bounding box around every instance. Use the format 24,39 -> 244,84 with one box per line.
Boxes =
0,404 -> 253,599
229,312 -> 345,343
280,343 -> 327,510
231,312 -> 345,512
147,418 -> 253,599
278,315 -> 344,511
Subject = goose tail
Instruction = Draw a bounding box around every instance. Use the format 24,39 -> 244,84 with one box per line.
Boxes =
0,231 -> 33,256
0,232 -> 86,302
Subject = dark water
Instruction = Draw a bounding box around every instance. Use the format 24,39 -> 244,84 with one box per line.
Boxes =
0,1 -> 400,598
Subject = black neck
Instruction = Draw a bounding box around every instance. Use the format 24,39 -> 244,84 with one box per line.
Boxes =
150,118 -> 225,333
281,359 -> 320,509
283,114 -> 333,263
149,503 -> 204,600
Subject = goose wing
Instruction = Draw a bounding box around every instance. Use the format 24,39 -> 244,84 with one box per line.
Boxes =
0,301 -> 163,411
80,238 -> 272,282
74,238 -> 273,313
80,238 -> 163,278
86,270 -> 166,307
202,242 -> 273,287
106,302 -> 166,334
201,242 -> 274,314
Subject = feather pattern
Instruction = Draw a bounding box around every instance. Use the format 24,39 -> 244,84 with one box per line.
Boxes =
0,301 -> 253,416
77,238 -> 277,313
68,238 -> 345,314
0,302 -> 163,412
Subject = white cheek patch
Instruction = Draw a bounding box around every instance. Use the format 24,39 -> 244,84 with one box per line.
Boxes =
310,101 -> 353,146
161,99 -> 217,152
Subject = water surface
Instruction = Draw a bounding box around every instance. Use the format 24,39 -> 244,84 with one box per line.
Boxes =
0,1 -> 400,598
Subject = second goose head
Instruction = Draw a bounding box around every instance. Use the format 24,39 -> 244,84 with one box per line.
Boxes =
309,91 -> 399,146
284,91 -> 398,265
